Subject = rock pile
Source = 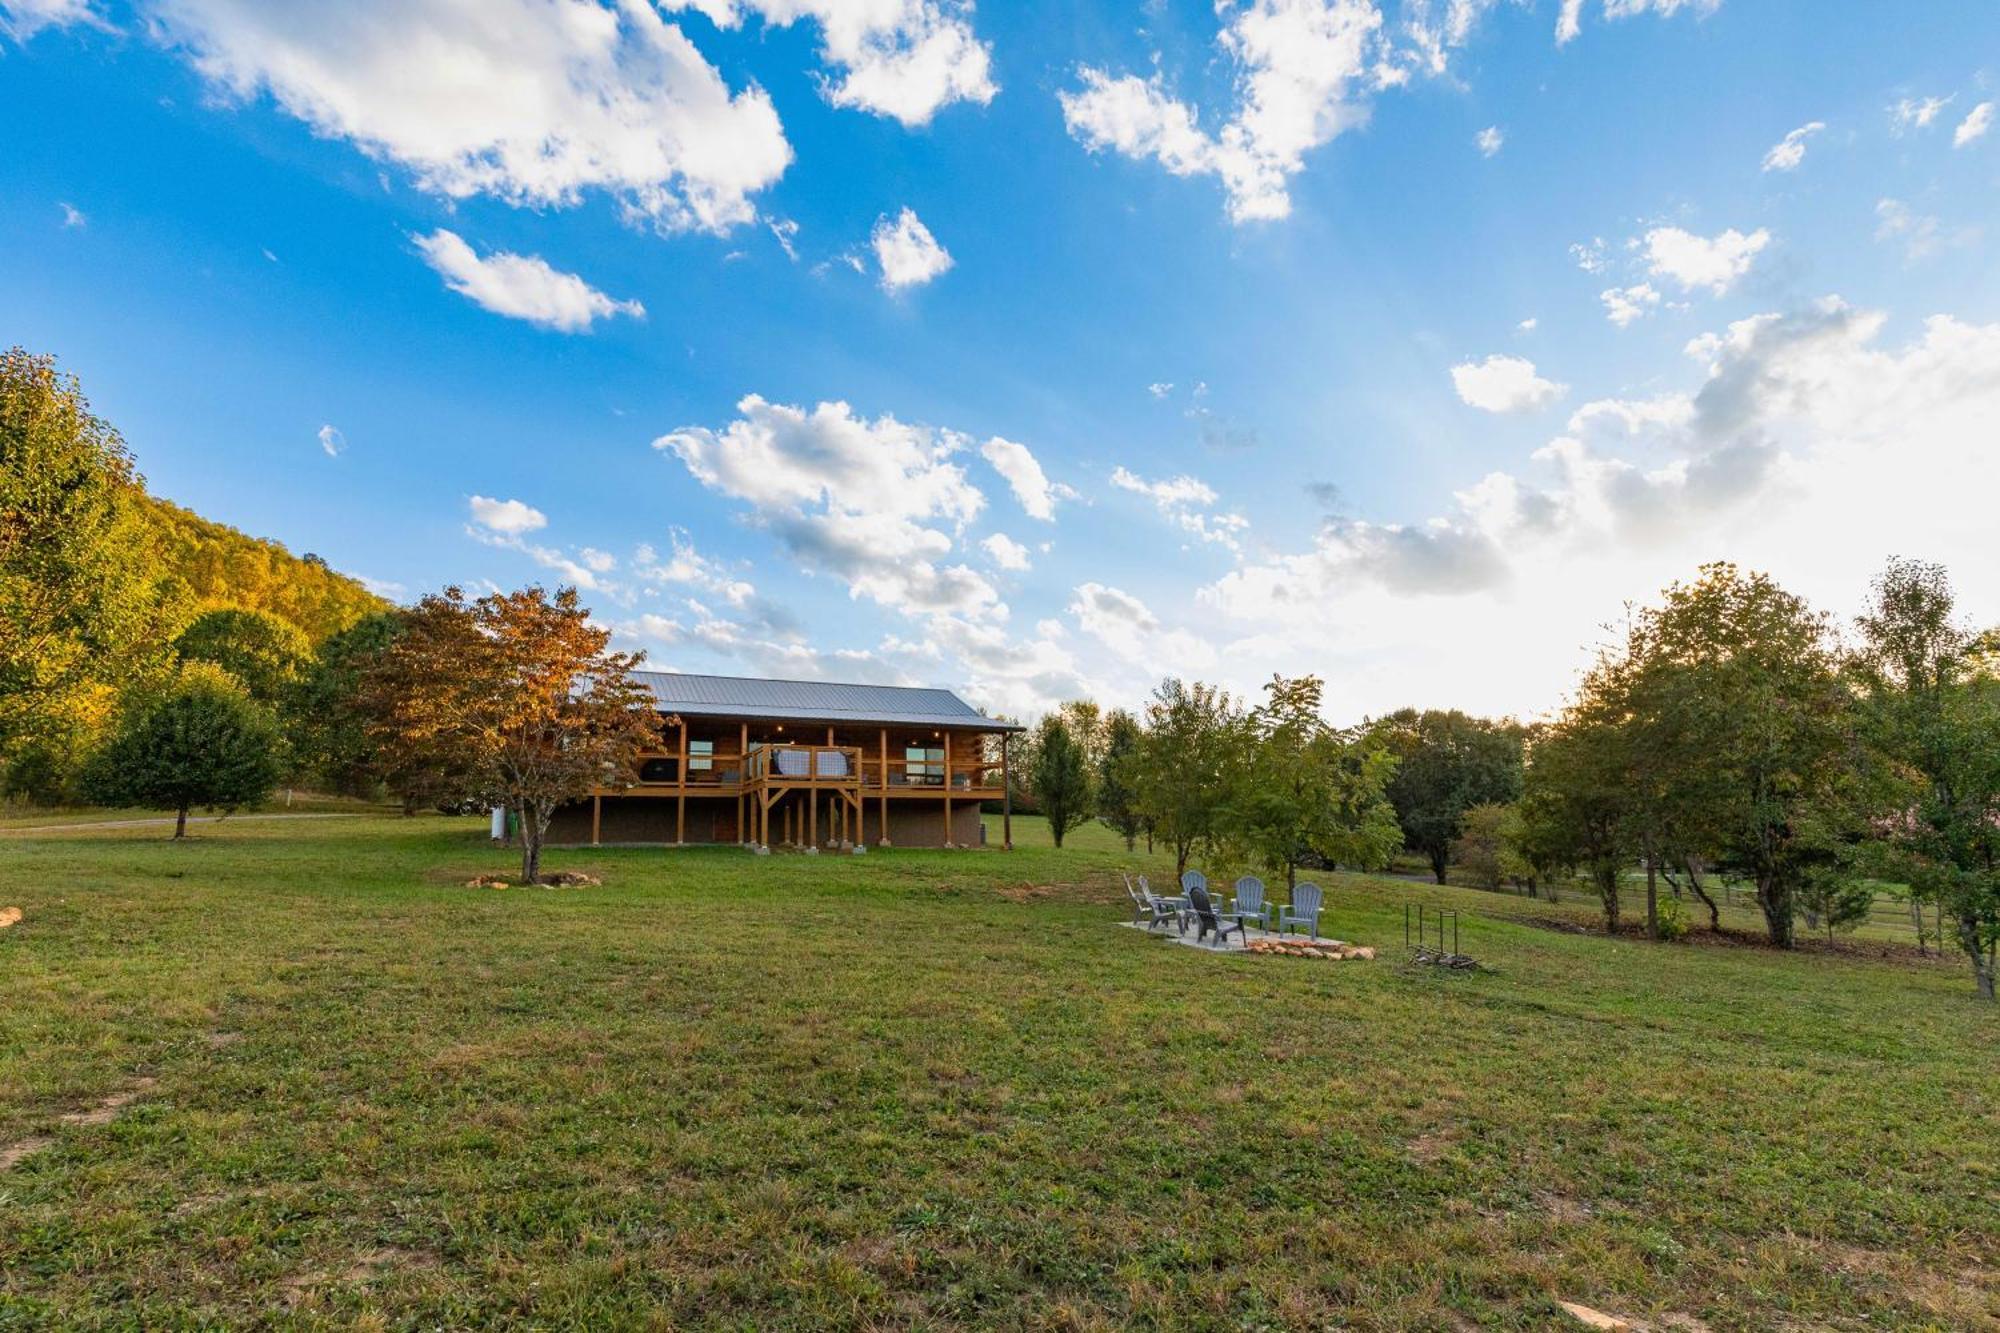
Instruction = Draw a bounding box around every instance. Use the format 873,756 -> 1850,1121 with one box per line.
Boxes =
1245,937 -> 1374,961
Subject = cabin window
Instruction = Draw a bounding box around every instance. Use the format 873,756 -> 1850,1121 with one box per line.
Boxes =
688,740 -> 713,772
905,746 -> 944,784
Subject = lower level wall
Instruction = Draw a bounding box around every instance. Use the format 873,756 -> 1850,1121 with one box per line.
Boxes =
547,795 -> 987,848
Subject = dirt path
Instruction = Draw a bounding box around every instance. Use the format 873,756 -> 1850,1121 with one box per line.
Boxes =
0,812 -> 368,835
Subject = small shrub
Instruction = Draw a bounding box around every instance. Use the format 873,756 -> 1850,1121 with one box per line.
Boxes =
1655,895 -> 1689,942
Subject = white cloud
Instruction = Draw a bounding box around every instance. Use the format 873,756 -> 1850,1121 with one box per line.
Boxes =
1875,198 -> 1943,260
1474,125 -> 1503,157
58,201 -> 86,227
1516,317 -> 1537,332
656,395 -> 997,618
1069,581 -> 1159,635
1569,237 -> 1609,273
110,0 -> 792,234
1555,0 -> 1721,45
768,217 -> 800,260
979,436 -> 1072,521
1110,466 -> 1247,550
1641,225 -> 1769,295
468,495 -> 548,535
632,529 -> 756,607
413,229 -> 643,332
1148,381 -> 1174,398
1891,95 -> 1952,132
315,424 -> 345,458
981,532 -> 1031,570
674,0 -> 996,126
1110,467 -> 1217,509
1954,101 -> 1993,148
1450,354 -> 1566,413
870,207 -> 953,291
1760,120 -> 1824,172
1,0 -> 102,40
15,3 -> 989,233
1060,0 -> 1397,225
1600,282 -> 1662,327
1200,296 -> 2000,718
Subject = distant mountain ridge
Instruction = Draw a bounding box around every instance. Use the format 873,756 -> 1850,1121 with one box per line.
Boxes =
140,494 -> 390,642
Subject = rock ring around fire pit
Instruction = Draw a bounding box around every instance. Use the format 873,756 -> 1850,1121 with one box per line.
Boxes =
1245,937 -> 1375,961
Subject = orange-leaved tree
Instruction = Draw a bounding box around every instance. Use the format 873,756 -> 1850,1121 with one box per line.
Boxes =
362,585 -> 655,882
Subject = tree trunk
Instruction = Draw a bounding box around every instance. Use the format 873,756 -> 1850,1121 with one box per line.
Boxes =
401,791 -> 418,817
1430,845 -> 1449,885
1597,865 -> 1620,933
520,800 -> 543,884
1683,860 -> 1721,931
174,806 -> 188,839
1959,919 -> 1996,1001
1644,834 -> 1659,940
1758,876 -> 1795,948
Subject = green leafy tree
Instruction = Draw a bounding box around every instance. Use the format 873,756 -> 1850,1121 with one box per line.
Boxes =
1852,558 -> 2000,998
361,585 -> 655,883
1371,708 -> 1525,883
80,665 -> 282,837
1230,675 -> 1400,889
138,495 -> 387,641
1096,708 -> 1145,850
176,606 -> 313,705
1451,802 -> 1510,891
0,348 -> 179,780
1030,712 -> 1094,848
1623,564 -> 1866,949
285,610 -> 406,796
1795,870 -> 1878,943
1519,683 -> 1639,933
1132,677 -> 1245,876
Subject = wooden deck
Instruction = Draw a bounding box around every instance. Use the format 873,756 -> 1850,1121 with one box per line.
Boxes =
586,734 -> 1009,849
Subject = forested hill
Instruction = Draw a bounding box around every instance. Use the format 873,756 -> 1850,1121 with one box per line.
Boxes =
139,495 -> 389,642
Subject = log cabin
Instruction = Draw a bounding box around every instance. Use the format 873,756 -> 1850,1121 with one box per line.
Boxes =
546,671 -> 1022,851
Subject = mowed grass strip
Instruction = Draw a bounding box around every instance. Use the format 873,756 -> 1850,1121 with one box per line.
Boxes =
0,815 -> 1994,1330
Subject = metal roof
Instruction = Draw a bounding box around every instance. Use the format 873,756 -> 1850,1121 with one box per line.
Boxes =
629,671 -> 1022,731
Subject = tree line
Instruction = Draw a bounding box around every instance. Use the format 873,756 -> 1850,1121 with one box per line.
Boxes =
1015,559 -> 2000,1000
0,348 -> 385,806
9,348 -> 1997,996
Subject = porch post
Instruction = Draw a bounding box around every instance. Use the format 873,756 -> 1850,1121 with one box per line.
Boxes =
1001,733 -> 1012,851
592,793 -> 602,847
675,718 -> 688,845
879,728 -> 890,846
739,722 -> 750,845
943,730 -> 953,848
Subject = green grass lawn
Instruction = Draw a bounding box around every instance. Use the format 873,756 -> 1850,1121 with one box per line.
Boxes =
1,814 -> 1995,1330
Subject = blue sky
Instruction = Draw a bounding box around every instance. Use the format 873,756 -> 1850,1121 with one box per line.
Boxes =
4,0 -> 1997,720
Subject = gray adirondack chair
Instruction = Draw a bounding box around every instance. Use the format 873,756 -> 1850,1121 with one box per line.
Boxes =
1185,882 -> 1249,947
1279,881 -> 1324,940
1124,873 -> 1180,932
1136,874 -> 1189,925
1230,875 -> 1272,929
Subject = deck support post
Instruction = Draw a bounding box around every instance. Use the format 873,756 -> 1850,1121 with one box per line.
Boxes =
943,730 -> 953,848
675,718 -> 688,846
591,793 -> 601,847
1001,733 -> 1012,851
878,728 -> 891,846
